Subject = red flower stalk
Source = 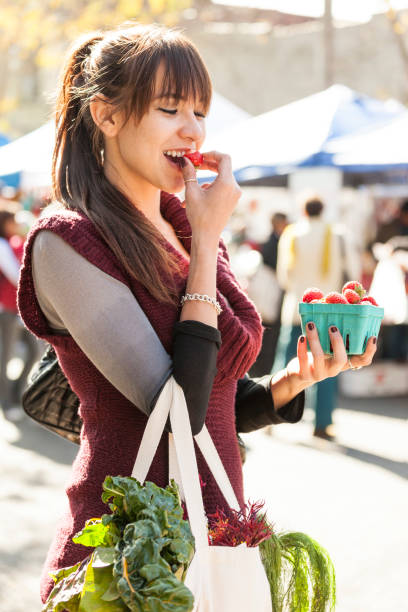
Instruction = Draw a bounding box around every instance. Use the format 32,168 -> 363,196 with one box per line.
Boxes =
208,500 -> 273,547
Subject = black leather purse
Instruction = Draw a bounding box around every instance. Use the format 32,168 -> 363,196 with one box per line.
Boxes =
22,344 -> 82,444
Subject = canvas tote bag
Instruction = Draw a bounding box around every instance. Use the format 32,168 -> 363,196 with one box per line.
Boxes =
132,377 -> 272,612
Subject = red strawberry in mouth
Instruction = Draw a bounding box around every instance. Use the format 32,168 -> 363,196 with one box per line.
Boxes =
184,151 -> 204,168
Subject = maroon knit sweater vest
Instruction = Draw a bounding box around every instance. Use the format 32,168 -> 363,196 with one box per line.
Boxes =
18,192 -> 262,603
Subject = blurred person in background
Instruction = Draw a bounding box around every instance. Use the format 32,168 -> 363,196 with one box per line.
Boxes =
370,236 -> 408,362
276,196 -> 361,440
249,212 -> 288,376
0,205 -> 40,421
374,199 -> 408,244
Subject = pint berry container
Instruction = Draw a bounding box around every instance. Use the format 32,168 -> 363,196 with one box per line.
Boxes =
299,302 -> 384,355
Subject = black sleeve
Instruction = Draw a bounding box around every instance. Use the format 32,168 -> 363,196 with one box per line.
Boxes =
235,373 -> 305,433
168,320 -> 221,435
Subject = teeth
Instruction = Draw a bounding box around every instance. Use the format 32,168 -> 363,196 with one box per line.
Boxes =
164,150 -> 186,157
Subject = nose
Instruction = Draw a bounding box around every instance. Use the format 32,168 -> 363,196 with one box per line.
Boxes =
179,111 -> 205,146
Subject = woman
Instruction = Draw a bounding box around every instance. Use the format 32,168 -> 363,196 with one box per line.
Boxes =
17,23 -> 376,603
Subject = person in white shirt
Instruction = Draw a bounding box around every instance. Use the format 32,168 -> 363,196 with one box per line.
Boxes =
276,196 -> 361,440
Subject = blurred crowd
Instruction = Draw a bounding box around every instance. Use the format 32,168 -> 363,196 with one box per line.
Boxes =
0,187 -> 407,436
0,189 -> 46,422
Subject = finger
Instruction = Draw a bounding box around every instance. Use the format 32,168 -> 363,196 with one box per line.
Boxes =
202,150 -> 233,177
199,159 -> 219,173
344,336 -> 377,370
304,321 -> 325,378
181,157 -> 200,194
328,325 -> 347,371
297,334 -> 309,377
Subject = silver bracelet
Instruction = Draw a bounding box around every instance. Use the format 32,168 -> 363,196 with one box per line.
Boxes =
180,292 -> 222,316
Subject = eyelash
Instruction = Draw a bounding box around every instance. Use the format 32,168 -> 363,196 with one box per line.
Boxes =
158,107 -> 205,118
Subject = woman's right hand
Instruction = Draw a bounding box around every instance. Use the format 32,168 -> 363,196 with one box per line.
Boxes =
181,151 -> 241,244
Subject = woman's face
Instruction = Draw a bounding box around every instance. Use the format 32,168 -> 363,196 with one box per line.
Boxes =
108,63 -> 207,196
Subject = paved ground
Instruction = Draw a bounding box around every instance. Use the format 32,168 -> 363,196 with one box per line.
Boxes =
0,391 -> 407,611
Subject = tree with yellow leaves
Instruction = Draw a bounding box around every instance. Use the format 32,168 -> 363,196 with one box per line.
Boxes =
0,0 -> 191,134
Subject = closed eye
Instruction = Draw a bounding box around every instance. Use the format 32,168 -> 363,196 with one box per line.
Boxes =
158,107 -> 177,115
158,107 -> 206,118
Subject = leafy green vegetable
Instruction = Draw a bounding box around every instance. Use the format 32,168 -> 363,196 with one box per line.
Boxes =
43,558 -> 89,612
73,519 -> 114,548
260,531 -> 336,612
44,477 -> 195,612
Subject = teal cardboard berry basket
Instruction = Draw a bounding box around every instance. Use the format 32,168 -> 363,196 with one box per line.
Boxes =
298,302 -> 384,355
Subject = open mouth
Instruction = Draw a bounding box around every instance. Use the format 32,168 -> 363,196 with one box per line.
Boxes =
163,151 -> 187,168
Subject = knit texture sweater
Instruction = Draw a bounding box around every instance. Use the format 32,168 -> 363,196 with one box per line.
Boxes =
18,191 -> 263,603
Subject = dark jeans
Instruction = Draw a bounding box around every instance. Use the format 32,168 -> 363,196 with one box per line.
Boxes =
277,324 -> 336,430
0,311 -> 41,411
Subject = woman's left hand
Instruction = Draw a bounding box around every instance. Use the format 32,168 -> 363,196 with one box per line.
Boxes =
286,323 -> 378,388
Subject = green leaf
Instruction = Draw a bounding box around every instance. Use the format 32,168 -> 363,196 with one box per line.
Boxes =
78,553 -> 128,611
42,557 -> 90,611
138,558 -> 173,582
73,519 -> 111,548
167,538 -> 194,565
100,578 -> 122,602
92,547 -> 115,568
140,574 -> 194,611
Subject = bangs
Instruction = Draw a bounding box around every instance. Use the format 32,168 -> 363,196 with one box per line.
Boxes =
154,38 -> 212,114
104,25 -> 212,120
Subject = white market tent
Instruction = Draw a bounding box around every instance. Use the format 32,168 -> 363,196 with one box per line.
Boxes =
202,84 -> 405,183
0,92 -> 251,190
325,111 -> 408,172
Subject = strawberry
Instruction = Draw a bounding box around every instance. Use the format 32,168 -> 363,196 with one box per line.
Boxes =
184,151 -> 204,168
324,291 -> 348,304
302,288 -> 324,303
361,296 -> 379,306
342,280 -> 366,299
343,288 -> 361,304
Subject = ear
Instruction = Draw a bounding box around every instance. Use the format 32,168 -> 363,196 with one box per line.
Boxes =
89,96 -> 124,138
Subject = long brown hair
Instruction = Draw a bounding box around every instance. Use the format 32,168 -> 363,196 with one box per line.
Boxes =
52,23 -> 212,303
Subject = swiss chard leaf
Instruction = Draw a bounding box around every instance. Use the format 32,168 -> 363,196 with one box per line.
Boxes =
78,552 -> 128,611
44,476 -> 195,612
42,557 -> 90,612
73,519 -> 115,548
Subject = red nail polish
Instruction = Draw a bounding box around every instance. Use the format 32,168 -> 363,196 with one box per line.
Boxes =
307,322 -> 314,331
373,337 -> 377,344
330,326 -> 337,333
300,336 -> 305,343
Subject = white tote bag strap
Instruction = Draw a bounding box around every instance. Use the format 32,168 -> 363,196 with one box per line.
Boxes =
131,377 -> 173,483
195,426 -> 241,512
169,381 -> 209,549
168,432 -> 185,500
131,378 -> 208,549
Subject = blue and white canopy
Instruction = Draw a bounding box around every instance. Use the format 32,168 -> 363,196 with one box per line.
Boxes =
323,111 -> 408,172
202,84 -> 405,182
